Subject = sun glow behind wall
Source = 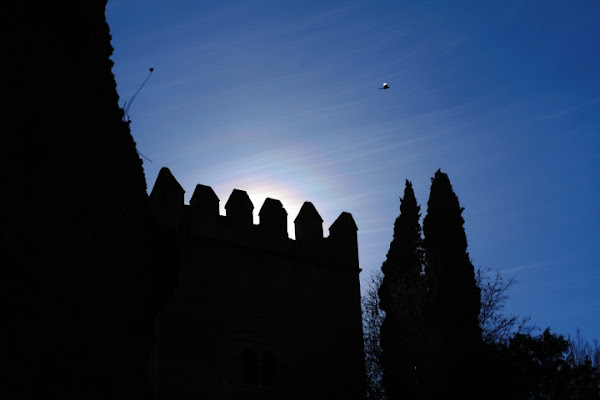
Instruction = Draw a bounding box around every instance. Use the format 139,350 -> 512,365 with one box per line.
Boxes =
214,177 -> 304,239
109,0 -> 600,345
185,142 -> 351,240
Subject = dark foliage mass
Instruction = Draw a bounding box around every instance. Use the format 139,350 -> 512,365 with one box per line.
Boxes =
367,170 -> 600,400
2,2 -> 177,398
422,170 -> 482,397
377,180 -> 424,399
487,328 -> 600,399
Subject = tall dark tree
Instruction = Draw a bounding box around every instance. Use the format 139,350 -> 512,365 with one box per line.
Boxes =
2,3 -> 177,398
378,180 -> 425,399
422,169 -> 482,397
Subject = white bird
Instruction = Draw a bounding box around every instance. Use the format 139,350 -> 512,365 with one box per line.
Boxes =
379,82 -> 390,90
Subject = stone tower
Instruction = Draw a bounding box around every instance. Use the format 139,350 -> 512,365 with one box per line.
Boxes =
150,168 -> 366,400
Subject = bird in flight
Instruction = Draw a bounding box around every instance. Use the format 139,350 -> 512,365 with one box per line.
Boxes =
379,82 -> 390,90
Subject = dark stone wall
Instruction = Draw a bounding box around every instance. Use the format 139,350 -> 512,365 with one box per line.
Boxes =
0,2 -> 365,398
158,235 -> 364,400
2,3 -> 175,399
152,176 -> 366,400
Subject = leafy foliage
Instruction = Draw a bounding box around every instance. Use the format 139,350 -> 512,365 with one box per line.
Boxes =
486,328 -> 600,399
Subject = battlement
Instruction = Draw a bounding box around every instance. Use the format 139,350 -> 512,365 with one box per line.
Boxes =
150,167 -> 359,269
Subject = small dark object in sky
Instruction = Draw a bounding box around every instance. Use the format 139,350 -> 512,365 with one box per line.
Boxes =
379,82 -> 390,90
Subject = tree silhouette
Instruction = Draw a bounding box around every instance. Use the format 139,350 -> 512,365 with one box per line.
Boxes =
364,171 -> 599,399
477,267 -> 534,344
2,3 -> 176,398
493,328 -> 600,399
569,329 -> 600,369
362,271 -> 385,400
377,180 -> 425,399
422,169 -> 482,397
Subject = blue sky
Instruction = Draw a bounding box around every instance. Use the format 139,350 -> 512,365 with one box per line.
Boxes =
106,1 -> 600,342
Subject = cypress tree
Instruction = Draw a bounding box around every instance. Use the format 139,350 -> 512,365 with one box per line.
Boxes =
422,169 -> 482,397
378,180 -> 425,399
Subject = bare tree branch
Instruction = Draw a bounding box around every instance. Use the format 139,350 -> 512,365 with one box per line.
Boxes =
362,271 -> 385,400
476,267 -> 534,344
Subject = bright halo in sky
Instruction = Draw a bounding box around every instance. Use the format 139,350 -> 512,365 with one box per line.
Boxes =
213,176 -> 307,239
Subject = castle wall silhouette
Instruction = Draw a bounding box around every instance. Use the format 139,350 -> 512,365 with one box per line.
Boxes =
149,167 -> 366,399
3,2 -> 366,398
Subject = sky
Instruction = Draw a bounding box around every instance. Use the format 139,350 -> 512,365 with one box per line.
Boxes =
106,1 -> 600,343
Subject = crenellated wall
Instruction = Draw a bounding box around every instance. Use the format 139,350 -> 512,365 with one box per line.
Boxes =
3,0 -> 364,396
150,167 -> 360,270
149,167 -> 365,399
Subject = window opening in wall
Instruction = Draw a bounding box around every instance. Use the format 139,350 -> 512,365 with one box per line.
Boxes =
242,348 -> 278,388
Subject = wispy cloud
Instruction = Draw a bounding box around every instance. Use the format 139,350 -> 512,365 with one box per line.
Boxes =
504,260 -> 556,274
537,96 -> 600,120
